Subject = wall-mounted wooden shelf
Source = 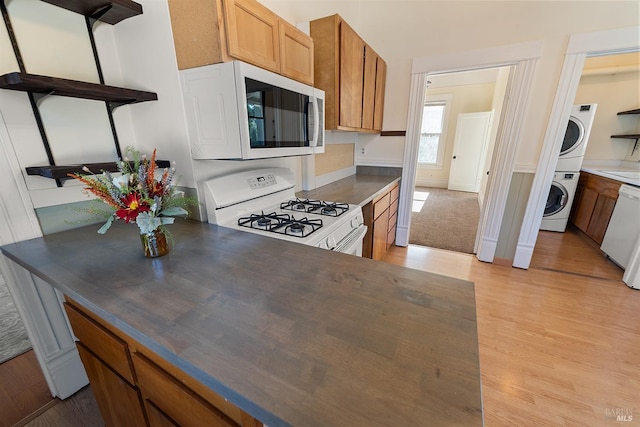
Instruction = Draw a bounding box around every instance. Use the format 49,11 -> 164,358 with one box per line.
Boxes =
617,108 -> 640,116
611,134 -> 640,140
0,72 -> 157,104
40,0 -> 143,24
26,160 -> 171,180
380,131 -> 406,137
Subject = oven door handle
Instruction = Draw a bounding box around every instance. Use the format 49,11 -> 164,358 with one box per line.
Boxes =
332,225 -> 367,253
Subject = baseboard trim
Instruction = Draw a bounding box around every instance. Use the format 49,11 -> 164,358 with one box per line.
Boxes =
415,178 -> 447,188
476,237 -> 498,263
513,243 -> 535,269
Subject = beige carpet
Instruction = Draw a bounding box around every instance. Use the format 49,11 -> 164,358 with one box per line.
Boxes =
409,187 -> 480,254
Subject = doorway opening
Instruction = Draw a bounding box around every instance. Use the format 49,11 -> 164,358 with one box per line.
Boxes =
408,66 -> 511,255
529,51 -> 638,280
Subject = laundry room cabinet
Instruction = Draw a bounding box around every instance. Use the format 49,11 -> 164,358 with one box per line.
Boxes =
570,171 -> 621,244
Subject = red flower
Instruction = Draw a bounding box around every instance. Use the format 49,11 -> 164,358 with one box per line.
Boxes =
149,180 -> 165,198
116,193 -> 150,223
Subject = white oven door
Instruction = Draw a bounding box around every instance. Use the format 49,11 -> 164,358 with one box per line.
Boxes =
333,226 -> 367,257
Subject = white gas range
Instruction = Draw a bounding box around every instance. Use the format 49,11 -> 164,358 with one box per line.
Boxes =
203,168 -> 367,256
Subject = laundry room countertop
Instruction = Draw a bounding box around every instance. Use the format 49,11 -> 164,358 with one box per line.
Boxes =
581,164 -> 640,187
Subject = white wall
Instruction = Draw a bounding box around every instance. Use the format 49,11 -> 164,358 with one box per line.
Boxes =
576,69 -> 640,161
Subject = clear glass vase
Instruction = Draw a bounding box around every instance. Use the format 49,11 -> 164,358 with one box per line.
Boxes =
140,228 -> 169,258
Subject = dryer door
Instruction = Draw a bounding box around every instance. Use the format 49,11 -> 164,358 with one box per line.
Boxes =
560,116 -> 585,156
544,182 -> 568,216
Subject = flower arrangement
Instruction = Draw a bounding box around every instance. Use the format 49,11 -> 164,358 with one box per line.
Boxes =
68,147 -> 193,238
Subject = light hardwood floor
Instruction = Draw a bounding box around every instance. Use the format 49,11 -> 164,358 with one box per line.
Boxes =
6,228 -> 638,426
384,231 -> 638,426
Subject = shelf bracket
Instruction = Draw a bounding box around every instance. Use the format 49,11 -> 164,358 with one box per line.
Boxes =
88,4 -> 113,28
32,89 -> 56,106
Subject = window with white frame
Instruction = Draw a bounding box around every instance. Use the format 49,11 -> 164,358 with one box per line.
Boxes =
418,95 -> 451,167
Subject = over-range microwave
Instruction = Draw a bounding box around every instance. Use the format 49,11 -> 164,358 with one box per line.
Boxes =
180,61 -> 325,160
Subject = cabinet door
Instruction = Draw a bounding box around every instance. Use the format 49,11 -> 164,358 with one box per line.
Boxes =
279,20 -> 314,85
373,56 -> 386,132
339,21 -> 364,129
167,0 -> 227,70
223,0 -> 280,73
362,45 -> 377,130
571,186 -> 598,233
372,208 -> 390,261
586,195 -> 617,244
76,344 -> 147,427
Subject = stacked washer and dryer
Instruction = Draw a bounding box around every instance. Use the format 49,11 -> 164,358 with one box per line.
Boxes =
540,104 -> 598,232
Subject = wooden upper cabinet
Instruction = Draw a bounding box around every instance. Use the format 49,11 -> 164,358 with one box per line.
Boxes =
362,45 -> 377,130
373,55 -> 386,132
339,22 -> 365,129
279,20 -> 314,85
223,0 -> 280,74
310,14 -> 387,133
168,0 -> 313,84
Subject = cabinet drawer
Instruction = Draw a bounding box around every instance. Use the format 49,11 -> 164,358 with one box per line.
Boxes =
388,210 -> 397,232
389,198 -> 398,217
389,184 -> 399,203
64,302 -> 135,385
132,352 -> 257,427
373,192 -> 390,219
387,227 -> 396,248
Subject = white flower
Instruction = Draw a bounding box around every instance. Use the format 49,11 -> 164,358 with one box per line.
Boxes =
112,174 -> 130,190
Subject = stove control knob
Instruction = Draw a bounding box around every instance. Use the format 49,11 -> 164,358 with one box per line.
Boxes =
351,217 -> 362,228
326,236 -> 336,249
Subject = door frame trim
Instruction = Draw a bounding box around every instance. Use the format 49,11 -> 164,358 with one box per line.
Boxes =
397,40 -> 541,263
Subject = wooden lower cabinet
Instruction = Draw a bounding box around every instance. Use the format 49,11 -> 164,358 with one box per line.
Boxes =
363,181 -> 400,260
570,171 -> 621,244
76,344 -> 147,426
64,298 -> 262,427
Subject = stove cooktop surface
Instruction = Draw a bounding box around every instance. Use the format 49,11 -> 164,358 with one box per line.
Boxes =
227,198 -> 363,247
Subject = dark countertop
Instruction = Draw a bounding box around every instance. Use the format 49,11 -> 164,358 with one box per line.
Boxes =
297,174 -> 401,206
1,220 -> 482,427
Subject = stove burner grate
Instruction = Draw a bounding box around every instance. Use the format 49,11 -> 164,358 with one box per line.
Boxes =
280,199 -> 349,217
237,212 -> 323,238
238,212 -> 290,230
271,216 -> 323,238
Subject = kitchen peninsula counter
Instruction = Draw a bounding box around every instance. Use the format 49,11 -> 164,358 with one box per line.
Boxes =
1,220 -> 482,427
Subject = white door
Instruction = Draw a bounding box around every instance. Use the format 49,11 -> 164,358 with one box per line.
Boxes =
448,111 -> 493,193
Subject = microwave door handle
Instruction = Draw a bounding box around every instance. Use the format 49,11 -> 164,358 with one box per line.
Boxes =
310,97 -> 320,148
